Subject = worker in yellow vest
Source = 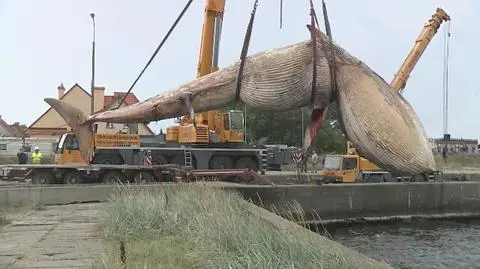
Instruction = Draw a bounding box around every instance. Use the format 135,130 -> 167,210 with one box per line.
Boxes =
32,146 -> 42,164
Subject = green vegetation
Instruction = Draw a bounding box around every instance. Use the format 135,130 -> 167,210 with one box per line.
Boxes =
243,102 -> 347,154
0,203 -> 43,228
94,185 -> 391,269
0,210 -> 8,227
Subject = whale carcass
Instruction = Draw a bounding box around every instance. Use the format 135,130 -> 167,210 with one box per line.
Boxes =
44,27 -> 436,176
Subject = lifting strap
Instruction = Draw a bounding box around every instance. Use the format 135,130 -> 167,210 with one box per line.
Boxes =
309,1 -> 319,106
234,0 -> 259,105
117,0 -> 194,109
321,0 -> 338,95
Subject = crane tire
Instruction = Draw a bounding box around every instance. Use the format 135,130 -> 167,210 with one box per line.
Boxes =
210,156 -> 233,170
64,171 -> 84,184
235,157 -> 258,171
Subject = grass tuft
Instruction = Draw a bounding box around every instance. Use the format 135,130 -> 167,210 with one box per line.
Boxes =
434,155 -> 480,170
0,210 -> 9,227
94,184 -> 391,269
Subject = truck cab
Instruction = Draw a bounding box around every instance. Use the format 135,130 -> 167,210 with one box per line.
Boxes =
55,132 -> 88,165
54,132 -> 142,165
319,154 -> 388,183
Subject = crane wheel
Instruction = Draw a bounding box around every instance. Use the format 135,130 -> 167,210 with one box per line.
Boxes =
410,174 -> 428,182
210,156 -> 233,170
102,171 -> 125,184
235,157 -> 258,171
132,171 -> 155,184
64,171 -> 84,184
152,155 -> 168,165
93,154 -> 123,165
32,171 -> 54,184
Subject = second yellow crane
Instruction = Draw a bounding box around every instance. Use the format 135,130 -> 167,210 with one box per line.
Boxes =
346,7 -> 451,156
322,8 -> 450,183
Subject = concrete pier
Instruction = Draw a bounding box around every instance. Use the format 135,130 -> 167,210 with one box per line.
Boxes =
0,203 -> 102,268
2,181 -> 480,223
233,182 -> 480,222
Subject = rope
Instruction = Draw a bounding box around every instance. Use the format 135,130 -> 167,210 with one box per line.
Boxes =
308,0 -> 337,106
309,0 -> 319,106
234,0 -> 259,105
116,0 -> 194,109
300,0 -> 337,165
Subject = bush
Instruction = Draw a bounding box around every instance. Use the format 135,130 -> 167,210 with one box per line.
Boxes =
94,185 -> 391,269
0,210 -> 8,227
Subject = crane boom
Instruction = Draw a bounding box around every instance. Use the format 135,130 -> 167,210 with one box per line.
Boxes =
197,0 -> 225,129
197,0 -> 224,77
346,8 -> 450,156
167,0 -> 245,145
390,8 -> 450,93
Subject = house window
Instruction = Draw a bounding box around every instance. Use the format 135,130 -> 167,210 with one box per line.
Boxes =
106,122 -> 114,129
0,144 -> 6,150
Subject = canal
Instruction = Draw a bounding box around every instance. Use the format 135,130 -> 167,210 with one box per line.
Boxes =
322,218 -> 480,269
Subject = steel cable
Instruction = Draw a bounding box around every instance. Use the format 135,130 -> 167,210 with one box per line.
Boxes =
116,0 -> 194,109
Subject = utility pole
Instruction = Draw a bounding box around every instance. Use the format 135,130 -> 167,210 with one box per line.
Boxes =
244,103 -> 247,143
301,107 -> 304,147
90,13 -> 96,115
442,20 -> 451,143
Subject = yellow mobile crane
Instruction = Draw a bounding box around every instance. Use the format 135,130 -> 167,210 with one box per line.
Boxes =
166,0 -> 245,144
346,7 -> 451,156
321,8 -> 451,183
50,0 -> 267,174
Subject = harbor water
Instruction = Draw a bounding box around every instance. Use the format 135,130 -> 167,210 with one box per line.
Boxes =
323,218 -> 480,269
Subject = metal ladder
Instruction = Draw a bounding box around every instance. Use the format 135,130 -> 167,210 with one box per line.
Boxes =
184,147 -> 192,167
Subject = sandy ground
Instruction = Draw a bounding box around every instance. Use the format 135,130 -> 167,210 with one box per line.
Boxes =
0,203 -> 103,269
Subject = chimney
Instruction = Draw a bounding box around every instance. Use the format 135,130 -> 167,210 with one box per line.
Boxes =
93,86 -> 105,113
57,83 -> 65,99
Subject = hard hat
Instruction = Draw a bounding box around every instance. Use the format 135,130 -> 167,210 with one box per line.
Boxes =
34,146 -> 39,150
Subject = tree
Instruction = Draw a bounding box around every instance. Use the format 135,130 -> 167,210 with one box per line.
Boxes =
243,102 -> 346,154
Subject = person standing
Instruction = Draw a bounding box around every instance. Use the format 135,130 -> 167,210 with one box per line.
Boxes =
442,146 -> 448,164
311,150 -> 319,172
32,146 -> 42,164
17,148 -> 28,164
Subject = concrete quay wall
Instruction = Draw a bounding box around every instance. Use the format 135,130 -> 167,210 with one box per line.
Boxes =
1,182 -> 480,223
231,182 -> 480,222
264,170 -> 480,184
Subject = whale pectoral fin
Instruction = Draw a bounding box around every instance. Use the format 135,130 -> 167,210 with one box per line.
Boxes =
303,107 -> 327,154
182,93 -> 196,127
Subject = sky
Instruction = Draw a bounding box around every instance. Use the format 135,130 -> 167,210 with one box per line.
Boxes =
0,0 -> 478,140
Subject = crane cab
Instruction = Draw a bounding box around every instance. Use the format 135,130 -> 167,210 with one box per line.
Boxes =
170,109 -> 245,144
220,110 -> 245,143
